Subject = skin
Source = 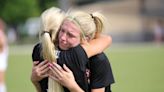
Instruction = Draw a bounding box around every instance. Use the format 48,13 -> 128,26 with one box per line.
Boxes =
0,72 -> 5,84
31,61 -> 49,92
58,20 -> 81,50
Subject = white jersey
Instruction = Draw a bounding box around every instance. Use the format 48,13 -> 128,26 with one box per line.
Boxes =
0,46 -> 8,71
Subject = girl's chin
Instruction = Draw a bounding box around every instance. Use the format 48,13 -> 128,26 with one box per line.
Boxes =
59,45 -> 69,50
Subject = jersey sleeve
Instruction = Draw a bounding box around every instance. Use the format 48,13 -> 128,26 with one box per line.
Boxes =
89,52 -> 115,89
32,43 -> 44,62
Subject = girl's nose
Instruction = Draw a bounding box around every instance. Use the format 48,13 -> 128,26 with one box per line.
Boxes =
60,33 -> 67,42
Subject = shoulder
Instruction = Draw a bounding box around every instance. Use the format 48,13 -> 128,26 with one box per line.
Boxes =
33,43 -> 42,50
32,42 -> 42,53
89,52 -> 108,62
89,52 -> 111,70
70,44 -> 83,50
72,45 -> 86,54
60,45 -> 86,55
66,45 -> 87,58
32,42 -> 43,61
58,44 -> 89,65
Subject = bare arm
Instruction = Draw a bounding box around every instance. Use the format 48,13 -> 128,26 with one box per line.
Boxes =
81,34 -> 112,58
31,61 -> 49,92
32,81 -> 42,92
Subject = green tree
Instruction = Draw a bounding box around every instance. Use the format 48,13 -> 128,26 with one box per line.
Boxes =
0,0 -> 40,25
38,0 -> 58,12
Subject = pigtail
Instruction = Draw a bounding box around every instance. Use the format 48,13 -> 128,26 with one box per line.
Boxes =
40,8 -> 57,62
40,30 -> 55,61
91,12 -> 106,38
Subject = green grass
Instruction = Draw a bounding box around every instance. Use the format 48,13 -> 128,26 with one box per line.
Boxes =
6,45 -> 35,92
107,43 -> 164,92
6,43 -> 164,92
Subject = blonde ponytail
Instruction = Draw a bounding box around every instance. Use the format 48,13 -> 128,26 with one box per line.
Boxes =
40,31 -> 55,61
91,12 -> 106,38
39,7 -> 65,92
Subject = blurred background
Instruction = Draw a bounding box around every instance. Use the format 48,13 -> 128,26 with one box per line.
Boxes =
0,0 -> 164,92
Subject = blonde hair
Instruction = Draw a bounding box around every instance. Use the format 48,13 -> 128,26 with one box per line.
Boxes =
39,7 -> 65,92
66,11 -> 106,40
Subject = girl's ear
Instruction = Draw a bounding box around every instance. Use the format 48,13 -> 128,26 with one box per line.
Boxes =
85,36 -> 91,41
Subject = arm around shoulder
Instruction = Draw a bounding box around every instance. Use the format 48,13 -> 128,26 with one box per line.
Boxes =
82,34 -> 112,58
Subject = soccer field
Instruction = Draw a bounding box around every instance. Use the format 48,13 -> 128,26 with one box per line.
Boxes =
6,43 -> 164,92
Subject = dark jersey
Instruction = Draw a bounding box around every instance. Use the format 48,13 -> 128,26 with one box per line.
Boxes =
89,53 -> 115,92
32,43 -> 89,92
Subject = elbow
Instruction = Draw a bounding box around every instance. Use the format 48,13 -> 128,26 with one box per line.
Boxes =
107,35 -> 112,47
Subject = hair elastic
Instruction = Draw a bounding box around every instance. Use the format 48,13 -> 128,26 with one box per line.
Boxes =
90,14 -> 94,18
41,31 -> 50,36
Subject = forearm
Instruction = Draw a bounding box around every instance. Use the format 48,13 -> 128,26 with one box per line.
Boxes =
82,34 -> 112,58
89,34 -> 112,51
32,81 -> 42,92
68,82 -> 84,92
91,88 -> 105,92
